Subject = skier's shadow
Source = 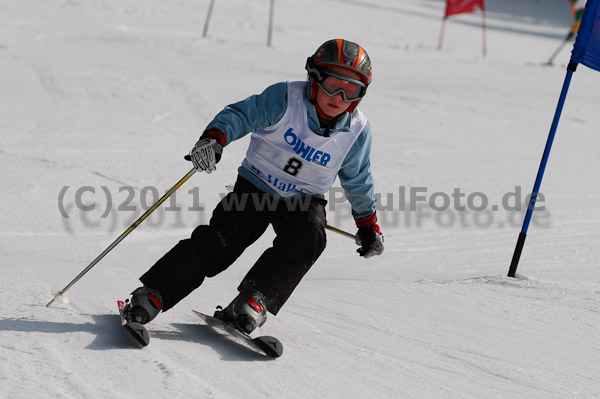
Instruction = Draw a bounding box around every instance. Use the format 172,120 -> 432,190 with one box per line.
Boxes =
0,316 -> 272,360
0,314 -> 135,350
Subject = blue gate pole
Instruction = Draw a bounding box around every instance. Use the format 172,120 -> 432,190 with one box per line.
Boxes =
508,62 -> 578,277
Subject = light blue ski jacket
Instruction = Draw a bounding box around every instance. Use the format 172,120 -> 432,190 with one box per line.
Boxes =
205,81 -> 376,219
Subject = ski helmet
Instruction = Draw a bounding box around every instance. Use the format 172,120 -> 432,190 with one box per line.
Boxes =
305,39 -> 372,113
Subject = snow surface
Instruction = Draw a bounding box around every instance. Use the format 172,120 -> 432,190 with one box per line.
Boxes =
2,0 -> 600,398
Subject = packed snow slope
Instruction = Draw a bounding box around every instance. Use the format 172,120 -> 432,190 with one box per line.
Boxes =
1,0 -> 600,398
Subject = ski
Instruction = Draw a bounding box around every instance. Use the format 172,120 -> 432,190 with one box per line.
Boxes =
192,310 -> 283,358
118,300 -> 150,347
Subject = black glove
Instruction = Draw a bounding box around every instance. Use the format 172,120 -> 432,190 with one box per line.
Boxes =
355,224 -> 384,258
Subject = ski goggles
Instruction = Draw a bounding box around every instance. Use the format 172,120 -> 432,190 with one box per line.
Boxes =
316,71 -> 367,102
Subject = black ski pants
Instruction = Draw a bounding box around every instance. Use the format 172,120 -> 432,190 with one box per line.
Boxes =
140,175 -> 327,315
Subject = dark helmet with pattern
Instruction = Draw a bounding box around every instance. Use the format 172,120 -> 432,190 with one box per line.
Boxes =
305,39 -> 372,112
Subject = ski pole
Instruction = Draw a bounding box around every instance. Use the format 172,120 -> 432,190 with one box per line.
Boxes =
47,168 -> 197,307
325,224 -> 356,241
546,32 -> 574,66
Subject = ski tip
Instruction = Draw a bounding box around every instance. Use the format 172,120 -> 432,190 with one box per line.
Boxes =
126,322 -> 150,347
253,336 -> 283,358
192,309 -> 283,358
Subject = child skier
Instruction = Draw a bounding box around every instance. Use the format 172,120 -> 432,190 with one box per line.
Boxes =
122,39 -> 384,335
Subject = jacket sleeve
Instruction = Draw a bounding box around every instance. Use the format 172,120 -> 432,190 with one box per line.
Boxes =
204,82 -> 288,145
338,121 -> 377,219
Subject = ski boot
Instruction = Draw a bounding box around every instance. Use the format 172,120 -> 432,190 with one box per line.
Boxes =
122,287 -> 163,325
215,290 -> 268,335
